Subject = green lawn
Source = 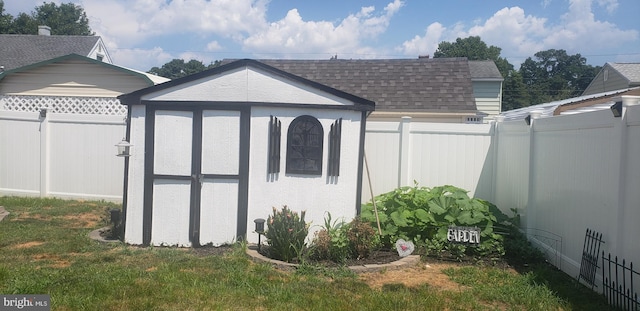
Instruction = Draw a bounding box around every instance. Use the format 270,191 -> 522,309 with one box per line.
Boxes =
0,197 -> 613,310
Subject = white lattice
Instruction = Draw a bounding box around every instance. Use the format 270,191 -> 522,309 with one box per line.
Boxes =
0,95 -> 128,115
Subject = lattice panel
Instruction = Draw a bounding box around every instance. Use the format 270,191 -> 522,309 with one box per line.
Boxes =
0,95 -> 128,115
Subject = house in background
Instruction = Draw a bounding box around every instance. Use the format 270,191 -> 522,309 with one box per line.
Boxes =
231,57 -> 501,123
582,63 -> 640,96
469,60 -> 503,120
0,53 -> 168,114
0,54 -> 168,200
0,25 -> 112,72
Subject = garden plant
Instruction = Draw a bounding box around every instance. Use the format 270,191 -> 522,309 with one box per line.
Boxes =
360,184 -> 511,260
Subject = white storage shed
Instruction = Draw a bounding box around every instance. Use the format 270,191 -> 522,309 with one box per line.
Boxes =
117,59 -> 374,247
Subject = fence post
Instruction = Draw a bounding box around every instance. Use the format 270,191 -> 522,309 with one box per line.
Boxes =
525,111 -> 541,234
399,116 -> 411,187
39,107 -> 49,198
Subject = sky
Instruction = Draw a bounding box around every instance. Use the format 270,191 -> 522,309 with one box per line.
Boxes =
4,0 -> 640,72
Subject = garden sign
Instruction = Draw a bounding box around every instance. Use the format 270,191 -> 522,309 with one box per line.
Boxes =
447,226 -> 481,244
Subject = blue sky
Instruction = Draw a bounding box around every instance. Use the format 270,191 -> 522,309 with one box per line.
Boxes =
4,0 -> 640,72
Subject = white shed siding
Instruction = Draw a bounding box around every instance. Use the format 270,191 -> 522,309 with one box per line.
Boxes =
0,60 -> 153,97
124,105 -> 146,245
151,179 -> 192,247
246,107 -> 363,243
141,67 -> 354,106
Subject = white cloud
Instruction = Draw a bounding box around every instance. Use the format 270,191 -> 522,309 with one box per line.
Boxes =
206,41 -> 222,51
82,0 -> 268,46
399,22 -> 445,57
110,47 -> 173,71
241,0 -> 404,58
398,0 -> 636,66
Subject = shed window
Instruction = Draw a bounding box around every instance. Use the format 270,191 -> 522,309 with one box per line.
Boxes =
286,115 -> 323,175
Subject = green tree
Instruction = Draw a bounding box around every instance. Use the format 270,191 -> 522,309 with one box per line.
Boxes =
148,59 -> 222,79
0,1 -> 13,33
501,71 -> 530,111
434,36 -> 529,111
519,49 -> 600,105
0,1 -> 93,35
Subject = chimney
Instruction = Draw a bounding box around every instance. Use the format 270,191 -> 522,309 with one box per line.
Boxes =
38,26 -> 51,36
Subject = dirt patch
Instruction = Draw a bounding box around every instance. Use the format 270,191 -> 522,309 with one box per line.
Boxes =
61,212 -> 102,228
32,253 -> 71,269
359,261 -> 467,291
11,241 -> 45,249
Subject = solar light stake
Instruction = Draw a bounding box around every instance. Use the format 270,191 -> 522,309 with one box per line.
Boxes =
254,218 -> 266,252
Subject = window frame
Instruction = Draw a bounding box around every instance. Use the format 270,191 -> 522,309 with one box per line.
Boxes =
285,115 -> 324,175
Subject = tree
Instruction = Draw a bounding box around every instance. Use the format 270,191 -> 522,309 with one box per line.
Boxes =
0,1 -> 93,35
519,49 -> 600,105
0,1 -> 13,33
434,36 -> 512,75
434,36 -> 528,111
148,59 -> 222,79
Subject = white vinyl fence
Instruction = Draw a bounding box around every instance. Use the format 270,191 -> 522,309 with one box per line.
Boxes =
1,94 -> 638,289
0,99 -> 126,201
362,96 -> 639,290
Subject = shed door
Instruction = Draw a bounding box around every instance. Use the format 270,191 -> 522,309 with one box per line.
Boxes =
145,108 -> 249,247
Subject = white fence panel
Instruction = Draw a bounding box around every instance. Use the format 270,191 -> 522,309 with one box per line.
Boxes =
526,110 -> 619,278
619,103 -> 640,265
493,120 -> 530,220
362,117 -> 494,203
47,114 -> 125,200
0,111 -> 42,196
0,110 -> 126,201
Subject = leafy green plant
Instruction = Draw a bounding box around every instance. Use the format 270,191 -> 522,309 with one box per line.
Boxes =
310,212 -> 350,263
265,205 -> 308,263
310,214 -> 381,263
361,183 -> 508,259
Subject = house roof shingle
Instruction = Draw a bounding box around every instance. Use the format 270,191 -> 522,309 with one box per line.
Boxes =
0,34 -> 101,71
245,58 -> 477,113
468,60 -> 503,81
609,63 -> 640,84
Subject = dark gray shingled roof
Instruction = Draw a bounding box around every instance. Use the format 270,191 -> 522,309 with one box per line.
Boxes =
0,34 -> 100,71
245,58 -> 477,113
468,60 -> 503,81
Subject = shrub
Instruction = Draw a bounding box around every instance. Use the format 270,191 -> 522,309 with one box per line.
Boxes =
265,205 -> 308,263
310,213 -> 350,263
361,183 -> 509,259
310,214 -> 380,263
346,218 -> 379,259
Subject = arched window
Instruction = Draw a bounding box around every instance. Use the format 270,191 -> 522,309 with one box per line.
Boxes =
286,115 -> 323,175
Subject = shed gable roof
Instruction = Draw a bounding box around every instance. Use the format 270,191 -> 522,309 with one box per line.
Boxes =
0,34 -> 105,71
118,59 -> 375,110
248,58 -> 476,113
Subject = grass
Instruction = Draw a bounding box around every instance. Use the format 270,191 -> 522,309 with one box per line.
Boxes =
0,196 -> 616,310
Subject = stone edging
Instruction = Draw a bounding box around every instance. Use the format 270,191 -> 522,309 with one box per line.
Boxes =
246,246 -> 420,273
88,227 -> 121,243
